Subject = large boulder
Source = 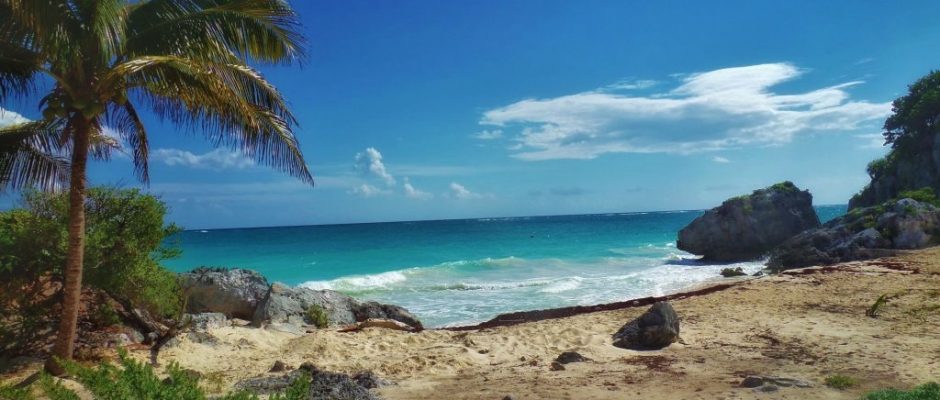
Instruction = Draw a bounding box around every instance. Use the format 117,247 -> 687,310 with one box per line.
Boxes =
252,284 -> 423,330
180,268 -> 270,320
612,302 -> 680,349
677,182 -> 820,261
768,198 -> 940,270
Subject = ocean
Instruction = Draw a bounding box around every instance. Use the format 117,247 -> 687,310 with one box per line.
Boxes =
164,205 -> 846,327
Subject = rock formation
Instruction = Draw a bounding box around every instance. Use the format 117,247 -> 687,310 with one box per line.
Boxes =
179,268 -> 423,331
677,182 -> 820,261
768,198 -> 940,270
612,302 -> 680,349
179,268 -> 270,320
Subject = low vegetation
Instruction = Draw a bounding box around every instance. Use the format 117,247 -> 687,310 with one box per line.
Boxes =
0,350 -> 311,400
305,304 -> 330,329
862,382 -> 940,400
824,374 -> 858,390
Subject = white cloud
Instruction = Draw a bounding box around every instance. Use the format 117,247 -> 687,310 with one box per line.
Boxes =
350,183 -> 389,198
448,182 -> 483,200
481,63 -> 892,161
712,156 -> 730,163
602,79 -> 659,91
472,129 -> 503,140
354,147 -> 396,186
403,177 -> 432,199
0,107 -> 29,127
855,133 -> 886,149
152,148 -> 254,170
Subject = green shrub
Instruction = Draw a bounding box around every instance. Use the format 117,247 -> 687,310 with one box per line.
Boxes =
898,187 -> 940,207
305,305 -> 329,328
768,181 -> 799,193
862,382 -> 940,400
30,350 -> 311,400
867,157 -> 891,179
824,374 -> 858,390
0,383 -> 33,400
0,187 -> 184,355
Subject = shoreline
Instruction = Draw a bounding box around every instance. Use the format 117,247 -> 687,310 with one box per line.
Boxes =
147,247 -> 939,399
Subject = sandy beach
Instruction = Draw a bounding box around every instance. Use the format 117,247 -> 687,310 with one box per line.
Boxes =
147,247 -> 940,399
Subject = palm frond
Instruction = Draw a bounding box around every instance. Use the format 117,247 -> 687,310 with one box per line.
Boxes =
0,0 -> 81,69
125,0 -> 306,65
0,120 -> 69,191
110,55 -> 311,183
76,0 -> 127,64
103,101 -> 150,183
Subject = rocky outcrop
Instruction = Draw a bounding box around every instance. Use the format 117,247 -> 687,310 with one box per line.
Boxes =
850,133 -> 940,210
178,268 -> 422,331
677,182 -> 820,261
768,198 -> 940,270
180,268 -> 270,320
612,302 -> 680,350
252,284 -> 423,331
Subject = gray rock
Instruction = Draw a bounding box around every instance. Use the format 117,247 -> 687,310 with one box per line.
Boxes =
301,363 -> 381,400
180,268 -> 270,319
353,302 -> 424,331
677,182 -> 820,261
849,132 -> 940,210
186,312 -> 229,332
612,302 -> 680,350
720,267 -> 746,278
555,351 -> 589,364
768,199 -> 940,270
759,385 -> 780,392
252,284 -> 422,331
740,376 -> 764,388
186,331 -> 220,346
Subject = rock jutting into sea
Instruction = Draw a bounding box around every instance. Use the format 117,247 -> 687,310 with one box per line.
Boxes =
768,198 -> 940,270
677,181 -> 820,261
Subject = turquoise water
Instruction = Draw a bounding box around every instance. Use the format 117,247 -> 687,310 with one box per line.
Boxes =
165,205 -> 846,327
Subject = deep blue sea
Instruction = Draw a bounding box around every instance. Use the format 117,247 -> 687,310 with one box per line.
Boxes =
165,205 -> 846,327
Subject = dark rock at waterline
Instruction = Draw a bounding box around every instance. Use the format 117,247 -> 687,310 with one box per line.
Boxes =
720,267 -> 747,277
180,268 -> 270,320
768,198 -> 940,270
555,351 -> 590,364
677,182 -> 820,261
612,302 -> 680,350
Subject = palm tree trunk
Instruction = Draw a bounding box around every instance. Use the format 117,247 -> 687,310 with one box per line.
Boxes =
45,118 -> 91,376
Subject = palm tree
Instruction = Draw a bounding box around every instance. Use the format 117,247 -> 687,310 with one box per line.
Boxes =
0,0 -> 311,375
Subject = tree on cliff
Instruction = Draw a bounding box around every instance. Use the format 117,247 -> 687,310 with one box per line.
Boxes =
883,70 -> 940,153
850,70 -> 940,209
0,0 -> 311,375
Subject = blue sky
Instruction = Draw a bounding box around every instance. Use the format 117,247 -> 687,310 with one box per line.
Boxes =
2,0 -> 940,229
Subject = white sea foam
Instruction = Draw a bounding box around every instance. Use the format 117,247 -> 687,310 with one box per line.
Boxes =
300,270 -> 409,291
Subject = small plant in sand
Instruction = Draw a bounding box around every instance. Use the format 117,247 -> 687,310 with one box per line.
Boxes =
866,294 -> 891,318
825,374 -> 858,390
862,382 -> 940,400
305,305 -> 330,329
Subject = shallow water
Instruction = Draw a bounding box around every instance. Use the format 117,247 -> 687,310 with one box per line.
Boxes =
165,205 -> 846,327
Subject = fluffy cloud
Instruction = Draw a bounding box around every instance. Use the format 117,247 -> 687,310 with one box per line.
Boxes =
354,147 -> 396,186
448,182 -> 482,200
403,178 -> 432,199
712,156 -> 730,163
481,63 -> 891,160
152,148 -> 254,170
0,107 -> 29,127
472,129 -> 503,140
